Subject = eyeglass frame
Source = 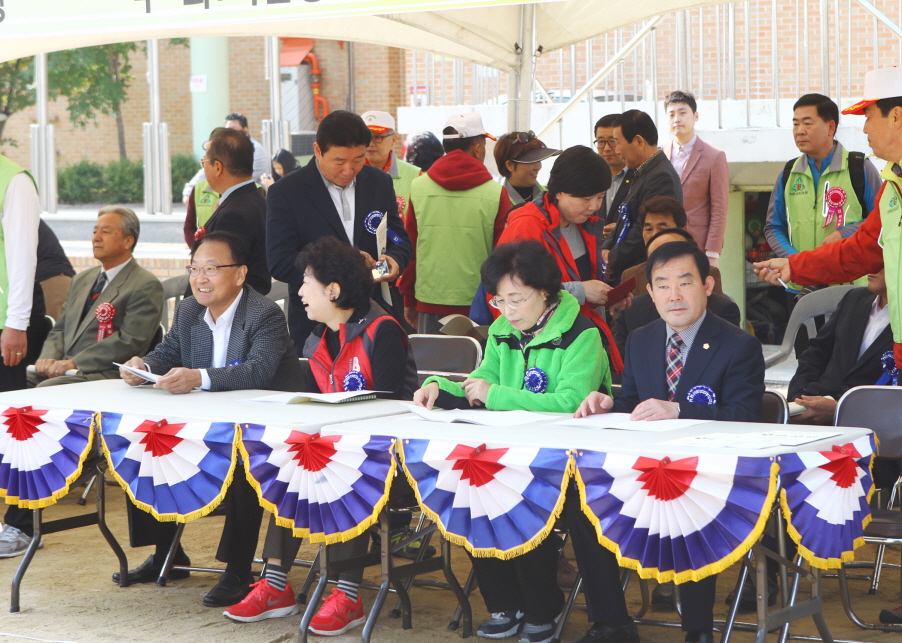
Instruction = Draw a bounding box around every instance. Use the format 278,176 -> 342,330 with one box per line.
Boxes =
186,263 -> 240,278
370,131 -> 396,144
199,157 -> 219,169
594,138 -> 617,149
488,289 -> 538,311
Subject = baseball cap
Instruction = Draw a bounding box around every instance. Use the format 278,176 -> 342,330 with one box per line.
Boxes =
842,67 -> 902,115
443,113 -> 497,140
361,111 -> 395,134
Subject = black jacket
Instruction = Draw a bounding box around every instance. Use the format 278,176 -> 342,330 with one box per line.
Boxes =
204,182 -> 271,295
266,159 -> 411,350
788,287 -> 893,401
614,292 -> 740,359
602,152 -> 682,283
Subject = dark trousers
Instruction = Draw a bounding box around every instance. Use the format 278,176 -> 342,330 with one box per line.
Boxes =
565,484 -> 716,632
262,516 -> 369,584
127,470 -> 263,567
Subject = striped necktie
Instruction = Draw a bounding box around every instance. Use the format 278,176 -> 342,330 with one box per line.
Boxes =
665,333 -> 684,401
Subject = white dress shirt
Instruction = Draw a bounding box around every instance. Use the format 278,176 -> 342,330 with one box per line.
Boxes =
2,173 -> 39,330
199,289 -> 243,390
97,258 -> 131,293
605,167 -> 628,215
670,135 -> 697,177
318,161 -> 357,243
857,296 -> 890,360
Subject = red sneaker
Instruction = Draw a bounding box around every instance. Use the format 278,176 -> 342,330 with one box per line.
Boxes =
222,579 -> 299,622
308,588 -> 365,636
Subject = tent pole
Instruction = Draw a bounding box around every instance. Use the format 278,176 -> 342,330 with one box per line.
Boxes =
536,16 -> 662,140
517,4 -> 535,132
144,39 -> 171,214
30,53 -> 56,213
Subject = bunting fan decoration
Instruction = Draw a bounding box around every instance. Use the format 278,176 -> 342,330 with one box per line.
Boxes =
778,434 -> 875,568
400,439 -> 571,558
240,423 -> 395,543
574,450 -> 777,583
98,412 -> 238,521
0,407 -> 95,508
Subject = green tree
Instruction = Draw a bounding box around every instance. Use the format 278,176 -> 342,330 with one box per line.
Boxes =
0,57 -> 35,146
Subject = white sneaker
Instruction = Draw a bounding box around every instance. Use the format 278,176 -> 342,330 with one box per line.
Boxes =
0,526 -> 42,558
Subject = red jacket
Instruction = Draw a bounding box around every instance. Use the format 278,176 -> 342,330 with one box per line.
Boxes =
498,194 -> 624,374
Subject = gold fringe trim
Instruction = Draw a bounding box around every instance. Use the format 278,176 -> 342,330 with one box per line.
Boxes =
237,430 -> 397,545
0,411 -> 96,510
397,440 -> 573,560
97,415 -> 239,523
574,459 -> 781,584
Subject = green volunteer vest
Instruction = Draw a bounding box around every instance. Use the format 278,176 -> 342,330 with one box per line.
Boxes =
876,165 -> 902,344
410,174 -> 502,306
785,147 -> 867,290
0,157 -> 31,327
193,179 -> 220,227
393,159 -> 419,218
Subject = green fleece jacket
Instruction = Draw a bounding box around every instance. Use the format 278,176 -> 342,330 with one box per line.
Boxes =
425,290 -> 609,413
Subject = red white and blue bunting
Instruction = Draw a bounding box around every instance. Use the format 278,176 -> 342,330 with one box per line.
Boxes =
574,450 -> 778,583
239,424 -> 395,543
97,412 -> 238,521
779,434 -> 875,568
0,406 -> 95,508
400,439 -> 571,558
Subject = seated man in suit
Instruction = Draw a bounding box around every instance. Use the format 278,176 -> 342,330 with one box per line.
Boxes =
573,241 -> 765,643
115,231 -> 304,609
615,228 -> 739,359
28,206 -> 164,388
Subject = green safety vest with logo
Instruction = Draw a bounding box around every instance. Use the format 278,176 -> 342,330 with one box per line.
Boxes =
0,157 -> 31,327
784,146 -> 867,290
393,158 -> 420,219
409,174 -> 501,306
193,179 -> 220,228
876,164 -> 902,344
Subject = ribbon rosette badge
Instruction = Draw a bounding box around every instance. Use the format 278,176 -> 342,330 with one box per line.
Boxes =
524,367 -> 548,394
364,211 -> 384,235
823,186 -> 847,228
194,226 -> 207,240
877,350 -> 898,386
686,385 -> 717,405
95,302 -> 116,342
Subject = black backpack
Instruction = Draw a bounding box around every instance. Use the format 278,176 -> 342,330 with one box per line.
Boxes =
780,151 -> 867,210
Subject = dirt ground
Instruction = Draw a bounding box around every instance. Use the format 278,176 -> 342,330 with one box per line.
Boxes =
0,485 -> 899,643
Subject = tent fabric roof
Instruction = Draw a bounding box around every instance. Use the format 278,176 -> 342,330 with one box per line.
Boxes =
0,0 -> 732,69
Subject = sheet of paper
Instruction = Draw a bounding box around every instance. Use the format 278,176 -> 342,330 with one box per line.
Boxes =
375,212 -> 392,305
245,391 -> 385,404
788,402 -> 805,416
552,413 -> 711,432
113,362 -> 160,383
749,429 -> 842,446
401,402 -> 547,427
660,432 -> 762,449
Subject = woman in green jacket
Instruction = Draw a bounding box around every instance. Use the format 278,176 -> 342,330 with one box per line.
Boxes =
413,240 -> 610,643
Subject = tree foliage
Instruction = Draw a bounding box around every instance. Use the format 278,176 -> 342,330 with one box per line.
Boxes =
0,57 -> 35,145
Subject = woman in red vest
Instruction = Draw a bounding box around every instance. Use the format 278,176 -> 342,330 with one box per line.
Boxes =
223,237 -> 416,632
498,145 -> 625,374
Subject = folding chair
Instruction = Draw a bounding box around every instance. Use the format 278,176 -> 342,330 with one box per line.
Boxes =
408,334 -> 482,386
834,386 -> 902,631
761,390 -> 789,424
160,274 -> 189,332
266,280 -> 290,313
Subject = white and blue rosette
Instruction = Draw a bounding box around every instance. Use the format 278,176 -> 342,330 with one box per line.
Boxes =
364,211 -> 405,244
615,203 -> 631,246
524,367 -> 548,394
876,351 -> 898,386
343,371 -> 367,391
686,385 -> 717,405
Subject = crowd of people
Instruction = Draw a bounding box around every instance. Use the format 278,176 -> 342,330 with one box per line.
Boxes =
1,64 -> 901,642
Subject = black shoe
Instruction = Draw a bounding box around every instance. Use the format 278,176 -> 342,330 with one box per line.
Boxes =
111,554 -> 191,584
684,631 -> 713,643
575,621 -> 639,643
651,581 -> 675,609
203,571 -> 253,607
725,577 -> 779,611
879,605 -> 902,624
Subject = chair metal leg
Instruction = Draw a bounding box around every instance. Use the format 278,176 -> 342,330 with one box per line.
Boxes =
10,509 -> 43,613
551,574 -> 582,643
776,556 -> 802,643
76,474 -> 96,506
440,539 -> 472,638
389,513 -> 435,618
448,565 -> 476,631
157,522 -> 186,587
720,551 -> 753,643
299,545 -> 330,643
296,548 -> 321,605
361,511 -> 394,643
634,575 -> 650,619
838,563 -> 902,631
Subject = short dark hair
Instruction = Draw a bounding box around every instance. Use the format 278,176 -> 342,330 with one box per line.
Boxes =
404,131 -> 444,171
664,90 -> 698,113
875,97 -> 902,117
645,227 -> 695,248
494,132 -> 549,178
190,231 -> 249,267
207,127 -> 254,177
295,237 -> 372,312
617,109 -> 658,146
442,127 -> 483,154
793,94 -> 839,129
481,240 -> 562,305
645,240 -> 710,285
595,114 -> 621,131
224,113 -> 248,129
638,196 -> 688,229
316,110 -> 372,153
546,146 -> 611,201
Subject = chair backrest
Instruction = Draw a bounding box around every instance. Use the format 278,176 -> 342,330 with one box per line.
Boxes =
835,386 -> 902,459
761,390 -> 788,424
763,285 -> 857,369
161,274 -> 190,331
266,281 -> 290,313
408,334 -> 482,377
147,324 -> 165,353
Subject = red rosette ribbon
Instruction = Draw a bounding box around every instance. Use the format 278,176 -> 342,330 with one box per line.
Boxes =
194,226 -> 206,240
823,186 -> 847,228
95,302 -> 115,342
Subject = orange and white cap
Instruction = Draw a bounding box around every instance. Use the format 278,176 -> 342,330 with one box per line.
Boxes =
361,111 -> 395,134
443,113 -> 497,141
842,67 -> 902,115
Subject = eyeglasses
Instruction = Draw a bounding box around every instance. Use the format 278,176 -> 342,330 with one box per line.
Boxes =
186,264 -> 239,277
371,133 -> 394,143
513,131 -> 537,144
594,138 -> 617,149
489,290 -> 537,311
199,158 -> 217,169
